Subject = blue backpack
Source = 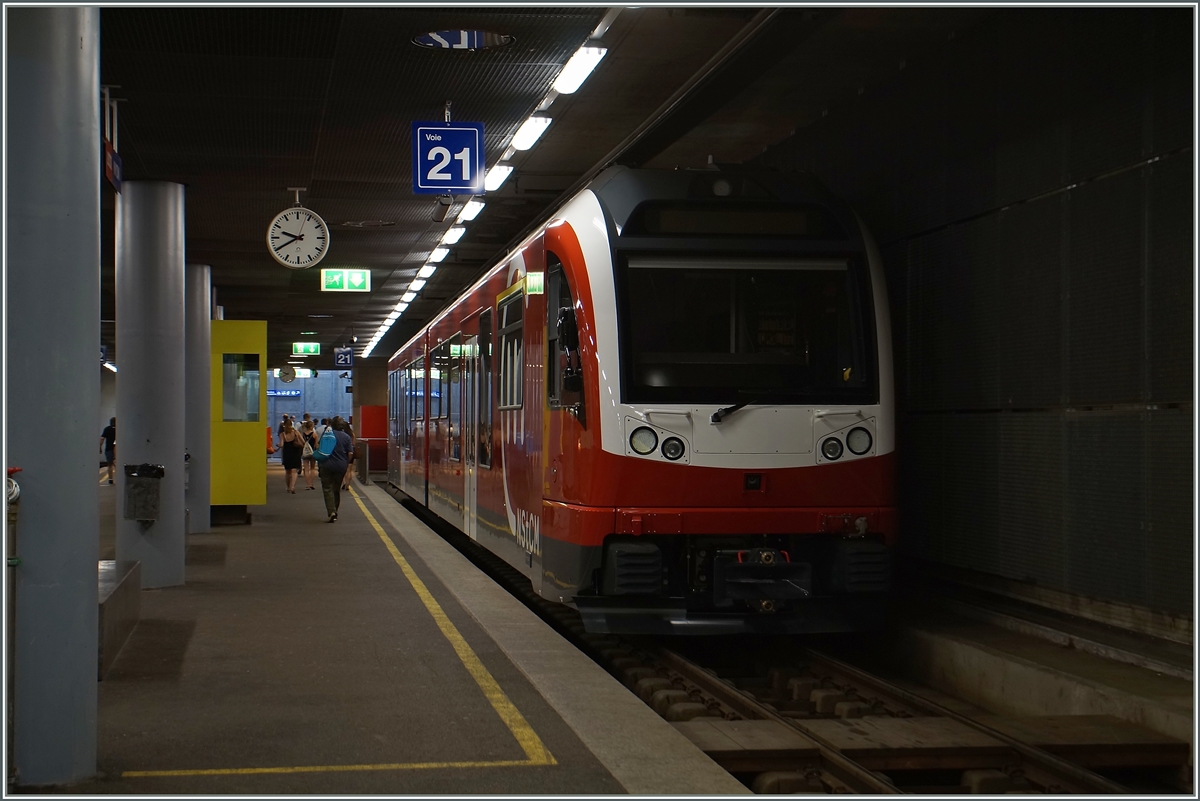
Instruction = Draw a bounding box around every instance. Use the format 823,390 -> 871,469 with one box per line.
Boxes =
313,426 -> 337,461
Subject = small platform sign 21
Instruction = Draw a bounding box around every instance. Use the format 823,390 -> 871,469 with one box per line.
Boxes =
412,121 -> 485,195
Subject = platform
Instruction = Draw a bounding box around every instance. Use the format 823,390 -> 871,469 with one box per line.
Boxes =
80,466 -> 745,794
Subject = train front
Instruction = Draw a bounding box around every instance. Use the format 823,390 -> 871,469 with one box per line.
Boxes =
543,166 -> 896,635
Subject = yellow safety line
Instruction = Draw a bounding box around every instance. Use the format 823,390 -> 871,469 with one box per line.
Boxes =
122,486 -> 555,779
124,759 -> 534,778
348,487 -> 556,767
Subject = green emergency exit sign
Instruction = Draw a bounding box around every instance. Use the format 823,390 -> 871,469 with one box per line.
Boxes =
321,268 -> 371,292
292,342 -> 321,355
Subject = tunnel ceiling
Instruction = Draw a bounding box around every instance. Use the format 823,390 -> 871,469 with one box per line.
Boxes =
98,6 -> 989,368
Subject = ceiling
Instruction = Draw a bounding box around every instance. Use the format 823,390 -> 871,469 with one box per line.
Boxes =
98,6 -> 989,369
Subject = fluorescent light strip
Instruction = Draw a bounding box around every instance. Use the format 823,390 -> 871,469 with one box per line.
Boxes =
409,279 -> 426,292
103,362 -> 117,373
428,247 -> 449,263
510,116 -> 551,151
456,200 -> 484,222
484,165 -> 513,191
417,264 -> 437,279
440,226 -> 465,245
553,46 -> 607,94
402,291 -> 416,302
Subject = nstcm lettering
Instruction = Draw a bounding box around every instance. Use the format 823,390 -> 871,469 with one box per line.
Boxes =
425,133 -> 442,141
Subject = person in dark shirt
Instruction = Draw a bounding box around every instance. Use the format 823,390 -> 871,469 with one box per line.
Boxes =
318,416 -> 354,522
99,417 -> 116,484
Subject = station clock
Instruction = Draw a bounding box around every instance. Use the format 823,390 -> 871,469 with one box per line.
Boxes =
267,206 -> 330,269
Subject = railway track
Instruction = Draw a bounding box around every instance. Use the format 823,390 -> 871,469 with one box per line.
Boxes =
632,643 -> 1131,794
387,488 -> 1187,794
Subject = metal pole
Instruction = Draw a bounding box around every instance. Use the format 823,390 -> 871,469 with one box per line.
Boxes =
185,264 -> 212,533
5,6 -> 100,785
115,182 -> 187,587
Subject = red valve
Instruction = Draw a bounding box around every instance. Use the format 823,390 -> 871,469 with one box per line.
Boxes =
6,467 -> 22,477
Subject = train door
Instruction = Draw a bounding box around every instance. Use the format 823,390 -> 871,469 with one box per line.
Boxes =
462,334 -> 479,540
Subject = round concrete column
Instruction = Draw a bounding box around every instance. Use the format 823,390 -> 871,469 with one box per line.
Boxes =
185,264 -> 212,533
5,6 -> 100,785
115,182 -> 186,587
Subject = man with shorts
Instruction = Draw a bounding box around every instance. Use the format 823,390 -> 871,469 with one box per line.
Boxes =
99,417 -> 116,484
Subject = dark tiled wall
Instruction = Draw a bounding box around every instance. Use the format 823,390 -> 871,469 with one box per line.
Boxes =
754,8 -> 1194,614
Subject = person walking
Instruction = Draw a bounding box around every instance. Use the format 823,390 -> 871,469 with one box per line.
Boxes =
300,419 -> 318,490
318,416 -> 354,522
99,417 -> 116,484
279,419 -> 304,494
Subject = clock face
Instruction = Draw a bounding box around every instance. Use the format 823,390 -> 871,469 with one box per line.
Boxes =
267,207 -> 329,269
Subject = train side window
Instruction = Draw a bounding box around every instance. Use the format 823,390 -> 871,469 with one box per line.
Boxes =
411,357 -> 425,422
479,309 -> 493,467
389,368 -> 399,446
546,255 -> 582,410
430,342 -> 448,420
498,292 -> 523,410
447,334 -> 462,461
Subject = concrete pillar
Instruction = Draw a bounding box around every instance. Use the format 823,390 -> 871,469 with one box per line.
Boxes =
185,264 -> 211,533
115,182 -> 186,587
5,6 -> 100,785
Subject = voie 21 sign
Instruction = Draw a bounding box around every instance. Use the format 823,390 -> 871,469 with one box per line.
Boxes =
412,121 -> 485,195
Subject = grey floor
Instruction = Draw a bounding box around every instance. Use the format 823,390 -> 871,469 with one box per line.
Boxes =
82,466 -> 625,794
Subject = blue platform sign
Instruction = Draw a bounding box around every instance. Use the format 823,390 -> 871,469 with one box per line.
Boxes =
412,121 -> 485,195
334,346 -> 354,368
413,30 -> 484,50
267,389 -> 301,397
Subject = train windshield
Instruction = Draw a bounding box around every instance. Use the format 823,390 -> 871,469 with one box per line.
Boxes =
619,256 -> 875,405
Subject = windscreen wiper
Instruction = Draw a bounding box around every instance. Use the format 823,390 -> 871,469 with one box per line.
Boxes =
710,389 -> 808,425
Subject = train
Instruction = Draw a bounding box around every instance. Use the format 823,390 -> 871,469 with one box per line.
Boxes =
387,165 -> 896,634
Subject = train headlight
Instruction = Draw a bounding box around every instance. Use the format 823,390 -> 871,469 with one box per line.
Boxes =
630,426 -> 658,455
661,437 -> 685,461
847,427 -> 873,455
821,437 -> 844,461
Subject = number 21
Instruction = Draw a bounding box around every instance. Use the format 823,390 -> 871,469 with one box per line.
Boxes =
427,147 -> 471,181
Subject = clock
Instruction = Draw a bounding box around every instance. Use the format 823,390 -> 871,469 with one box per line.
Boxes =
279,365 -> 297,383
267,206 -> 330,269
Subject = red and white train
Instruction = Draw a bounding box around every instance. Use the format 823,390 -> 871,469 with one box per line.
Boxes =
387,166 -> 896,634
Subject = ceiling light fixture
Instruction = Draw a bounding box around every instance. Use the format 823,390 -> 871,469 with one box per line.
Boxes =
409,278 -> 427,292
308,314 -> 333,318
553,46 -> 607,93
417,264 -> 437,279
484,164 -> 513,191
428,247 -> 449,263
510,116 -> 552,150
103,362 -> 118,373
456,200 -> 485,222
440,226 -> 466,245
393,300 -> 410,312
402,291 -> 417,302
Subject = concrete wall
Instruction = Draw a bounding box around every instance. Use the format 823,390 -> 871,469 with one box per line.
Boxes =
753,8 -> 1193,616
352,362 -> 388,413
